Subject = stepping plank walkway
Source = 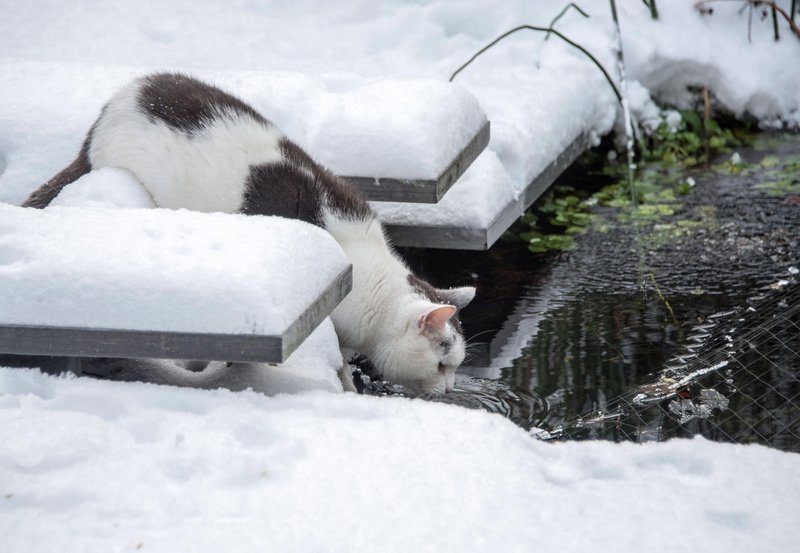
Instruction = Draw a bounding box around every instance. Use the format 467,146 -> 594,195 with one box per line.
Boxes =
0,62 -> 593,254
0,63 -> 599,366
0,204 -> 351,364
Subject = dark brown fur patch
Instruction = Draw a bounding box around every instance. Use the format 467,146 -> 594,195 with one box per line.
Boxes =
280,139 -> 373,222
231,138 -> 374,226
137,72 -> 269,133
23,134 -> 93,208
242,162 -> 322,224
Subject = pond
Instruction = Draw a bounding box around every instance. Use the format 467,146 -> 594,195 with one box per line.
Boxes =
385,132 -> 800,452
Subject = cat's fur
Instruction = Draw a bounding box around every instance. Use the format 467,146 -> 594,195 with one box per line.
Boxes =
24,73 -> 475,394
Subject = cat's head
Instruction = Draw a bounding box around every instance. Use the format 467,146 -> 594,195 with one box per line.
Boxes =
373,279 -> 475,395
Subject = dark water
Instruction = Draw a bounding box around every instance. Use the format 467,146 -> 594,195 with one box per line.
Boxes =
393,132 -> 800,452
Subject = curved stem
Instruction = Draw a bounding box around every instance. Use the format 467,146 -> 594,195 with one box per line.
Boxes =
647,0 -> 659,20
449,25 -> 622,105
545,3 -> 590,41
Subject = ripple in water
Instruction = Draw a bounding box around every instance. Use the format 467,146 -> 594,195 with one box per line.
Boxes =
360,374 -> 546,430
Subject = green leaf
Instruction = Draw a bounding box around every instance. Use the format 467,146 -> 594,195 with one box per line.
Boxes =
760,155 -> 779,168
680,110 -> 703,135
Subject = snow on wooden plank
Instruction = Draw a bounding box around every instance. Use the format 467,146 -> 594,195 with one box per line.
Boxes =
381,133 -> 591,250
0,204 -> 352,363
344,121 -> 490,203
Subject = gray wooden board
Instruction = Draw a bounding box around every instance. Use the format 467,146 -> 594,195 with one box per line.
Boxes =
383,133 -> 592,250
343,121 -> 490,204
0,265 -> 352,365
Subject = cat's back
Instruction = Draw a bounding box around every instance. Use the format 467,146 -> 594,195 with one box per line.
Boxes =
90,73 -> 285,213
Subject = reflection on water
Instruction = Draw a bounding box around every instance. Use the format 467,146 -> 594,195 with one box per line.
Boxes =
398,133 -> 800,452
432,377 -> 546,430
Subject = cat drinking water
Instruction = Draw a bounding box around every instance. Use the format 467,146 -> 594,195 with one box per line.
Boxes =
24,73 -> 475,394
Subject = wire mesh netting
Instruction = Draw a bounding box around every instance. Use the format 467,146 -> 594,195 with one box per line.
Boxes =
533,282 -> 800,452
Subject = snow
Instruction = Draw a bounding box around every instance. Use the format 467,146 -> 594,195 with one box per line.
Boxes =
1,1 -> 799,551
0,203 -> 349,335
2,1 -> 795,227
1,367 -> 799,553
0,61 -> 487,206
50,167 -> 156,209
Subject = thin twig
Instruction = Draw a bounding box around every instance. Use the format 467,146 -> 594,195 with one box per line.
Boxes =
647,0 -> 660,19
695,0 -> 800,39
751,1 -> 799,37
449,25 -> 622,104
703,87 -> 711,164
649,273 -> 680,326
545,3 -> 590,41
772,4 -> 780,40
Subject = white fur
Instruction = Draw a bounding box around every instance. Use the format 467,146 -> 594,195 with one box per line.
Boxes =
89,79 -> 284,214
324,211 -> 467,394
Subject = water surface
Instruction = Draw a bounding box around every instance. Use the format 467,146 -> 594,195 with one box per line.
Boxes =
394,132 -> 800,451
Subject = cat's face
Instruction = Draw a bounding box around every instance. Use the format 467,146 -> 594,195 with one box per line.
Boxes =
374,285 -> 475,394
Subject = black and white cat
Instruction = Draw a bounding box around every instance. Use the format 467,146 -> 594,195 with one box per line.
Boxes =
24,73 -> 475,394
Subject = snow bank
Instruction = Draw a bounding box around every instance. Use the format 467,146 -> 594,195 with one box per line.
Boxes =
0,203 -> 348,335
1,367 -> 798,553
616,1 -> 800,124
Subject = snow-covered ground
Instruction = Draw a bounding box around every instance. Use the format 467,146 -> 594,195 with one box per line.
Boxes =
2,367 -> 799,553
1,1 -> 799,551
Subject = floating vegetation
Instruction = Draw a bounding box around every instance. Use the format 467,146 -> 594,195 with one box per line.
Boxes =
639,110 -> 740,168
752,151 -> 800,196
516,120 -> 800,253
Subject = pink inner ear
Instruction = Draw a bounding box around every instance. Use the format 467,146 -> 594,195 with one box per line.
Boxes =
420,305 -> 456,334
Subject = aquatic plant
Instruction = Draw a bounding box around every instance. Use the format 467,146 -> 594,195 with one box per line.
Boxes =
515,111 -> 744,253
640,109 -> 740,167
518,187 -> 597,252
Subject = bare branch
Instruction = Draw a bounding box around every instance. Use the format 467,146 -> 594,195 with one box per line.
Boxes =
695,0 -> 800,39
449,24 -> 622,105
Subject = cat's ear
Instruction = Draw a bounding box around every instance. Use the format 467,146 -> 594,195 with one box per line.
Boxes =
416,305 -> 457,335
438,286 -> 476,311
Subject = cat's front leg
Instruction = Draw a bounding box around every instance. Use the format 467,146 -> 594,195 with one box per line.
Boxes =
338,363 -> 357,393
337,347 -> 359,392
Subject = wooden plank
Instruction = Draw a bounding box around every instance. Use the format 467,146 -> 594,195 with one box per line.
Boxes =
280,264 -> 353,359
344,121 -> 490,204
383,132 -> 591,250
0,265 -> 352,364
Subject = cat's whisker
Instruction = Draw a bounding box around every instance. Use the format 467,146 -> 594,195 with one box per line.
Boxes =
464,343 -> 484,355
466,328 -> 497,345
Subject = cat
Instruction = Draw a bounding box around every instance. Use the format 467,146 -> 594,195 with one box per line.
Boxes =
24,72 -> 476,394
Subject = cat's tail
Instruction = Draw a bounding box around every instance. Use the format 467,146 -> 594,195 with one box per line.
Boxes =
22,143 -> 92,208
